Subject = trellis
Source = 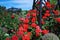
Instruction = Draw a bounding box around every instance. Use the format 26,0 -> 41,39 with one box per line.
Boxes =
32,0 -> 50,29
32,0 -> 60,29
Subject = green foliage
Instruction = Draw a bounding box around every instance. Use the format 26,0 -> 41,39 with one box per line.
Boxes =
50,0 -> 57,5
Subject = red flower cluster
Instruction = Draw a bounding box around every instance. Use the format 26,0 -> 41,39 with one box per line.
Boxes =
53,10 -> 59,16
23,24 -> 29,32
23,18 -> 29,23
22,32 -> 31,40
42,10 -> 50,19
31,17 -> 36,23
55,18 -> 60,23
42,30 -> 49,34
44,10 -> 50,17
46,2 -> 51,8
17,26 -> 24,36
6,9 -> 49,40
4,0 -> 60,39
19,17 -> 24,21
31,23 -> 37,28
41,20 -> 45,25
35,26 -> 42,37
12,35 -> 18,40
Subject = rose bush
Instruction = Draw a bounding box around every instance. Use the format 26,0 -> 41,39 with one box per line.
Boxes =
0,0 -> 60,40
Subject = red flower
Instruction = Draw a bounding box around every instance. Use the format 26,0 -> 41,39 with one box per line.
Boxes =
36,26 -> 40,29
17,26 -> 24,36
46,10 -> 50,13
42,16 -> 47,19
45,10 -> 50,17
35,28 -> 42,36
19,17 -> 24,21
44,13 -> 50,17
41,20 -> 45,25
12,35 -> 18,40
32,10 -> 37,13
53,10 -> 59,16
32,13 -> 36,17
17,31 -> 24,36
11,14 -> 15,19
22,34 -> 30,40
23,18 -> 29,23
42,30 -> 49,35
55,18 -> 60,23
31,23 -> 37,28
46,2 -> 51,8
18,26 -> 23,31
23,24 -> 29,32
31,17 -> 36,23
23,24 -> 29,30
23,28 -> 27,32
28,10 -> 37,13
35,26 -> 42,37
6,37 -> 10,40
35,29 -> 41,37
27,32 -> 31,36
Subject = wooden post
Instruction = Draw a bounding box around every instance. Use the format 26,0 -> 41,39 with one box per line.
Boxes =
32,0 -> 36,9
39,0 -> 42,29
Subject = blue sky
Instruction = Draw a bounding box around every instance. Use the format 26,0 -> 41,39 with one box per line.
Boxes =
0,0 -> 33,10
